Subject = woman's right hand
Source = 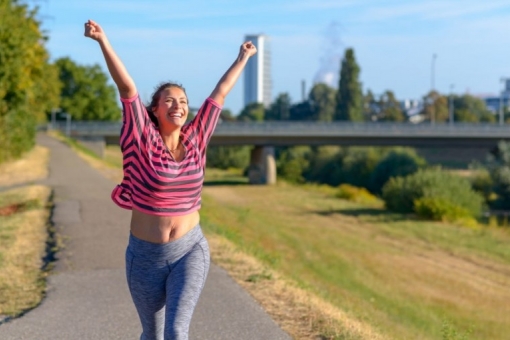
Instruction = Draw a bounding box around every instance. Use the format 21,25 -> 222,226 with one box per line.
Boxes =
84,20 -> 105,42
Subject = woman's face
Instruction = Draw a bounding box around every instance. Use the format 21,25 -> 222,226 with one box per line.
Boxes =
153,87 -> 189,129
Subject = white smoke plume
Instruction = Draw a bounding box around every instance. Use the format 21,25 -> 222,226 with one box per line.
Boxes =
313,21 -> 343,88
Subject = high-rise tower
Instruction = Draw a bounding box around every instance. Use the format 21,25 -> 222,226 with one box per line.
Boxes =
243,34 -> 272,108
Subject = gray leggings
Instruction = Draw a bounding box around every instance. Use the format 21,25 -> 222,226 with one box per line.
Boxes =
125,224 -> 210,340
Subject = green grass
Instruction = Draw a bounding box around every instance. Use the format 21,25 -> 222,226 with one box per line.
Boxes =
200,170 -> 510,340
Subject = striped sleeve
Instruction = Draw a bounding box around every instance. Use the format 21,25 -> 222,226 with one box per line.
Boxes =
119,93 -> 151,148
188,97 -> 222,156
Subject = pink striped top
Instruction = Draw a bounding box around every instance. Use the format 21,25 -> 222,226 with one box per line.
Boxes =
111,93 -> 222,216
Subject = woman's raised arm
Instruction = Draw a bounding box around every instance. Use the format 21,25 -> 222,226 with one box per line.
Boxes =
84,20 -> 136,99
209,41 -> 257,106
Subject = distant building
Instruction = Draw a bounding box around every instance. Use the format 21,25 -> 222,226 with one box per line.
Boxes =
400,99 -> 425,123
243,34 -> 272,108
480,79 -> 510,113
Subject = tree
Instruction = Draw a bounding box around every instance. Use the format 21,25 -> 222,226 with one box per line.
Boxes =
237,102 -> 265,121
334,48 -> 363,121
421,90 -> 448,123
370,148 -> 426,194
363,89 -> 378,121
487,141 -> 510,209
276,146 -> 311,183
265,93 -> 291,121
453,94 -> 495,123
289,101 -> 313,121
219,108 -> 235,122
0,0 -> 61,163
309,83 -> 336,122
55,57 -> 120,121
378,90 -> 405,122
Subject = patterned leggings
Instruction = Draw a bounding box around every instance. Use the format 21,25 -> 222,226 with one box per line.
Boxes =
125,225 -> 210,340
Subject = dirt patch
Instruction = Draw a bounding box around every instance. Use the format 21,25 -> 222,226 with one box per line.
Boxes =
0,202 -> 28,216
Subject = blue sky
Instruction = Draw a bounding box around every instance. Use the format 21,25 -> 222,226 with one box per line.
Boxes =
36,0 -> 510,114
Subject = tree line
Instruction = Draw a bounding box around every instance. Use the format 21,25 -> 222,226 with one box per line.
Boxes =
231,47 -> 509,124
0,0 -> 119,163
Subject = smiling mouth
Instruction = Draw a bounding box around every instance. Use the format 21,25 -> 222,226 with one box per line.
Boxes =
168,112 -> 183,118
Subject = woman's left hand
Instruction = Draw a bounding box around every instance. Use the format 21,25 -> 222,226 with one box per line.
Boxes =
240,41 -> 257,58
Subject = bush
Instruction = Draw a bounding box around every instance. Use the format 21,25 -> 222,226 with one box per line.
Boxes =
469,169 -> 494,203
490,166 -> 510,210
382,167 -> 485,219
306,147 -> 384,188
370,148 -> 426,194
414,197 -> 474,223
206,146 -> 250,170
336,184 -> 379,204
486,141 -> 510,210
276,146 -> 311,183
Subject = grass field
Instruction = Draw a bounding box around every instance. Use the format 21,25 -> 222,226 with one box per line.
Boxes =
200,169 -> 510,340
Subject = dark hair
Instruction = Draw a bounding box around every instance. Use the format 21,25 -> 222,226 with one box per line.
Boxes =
145,82 -> 188,127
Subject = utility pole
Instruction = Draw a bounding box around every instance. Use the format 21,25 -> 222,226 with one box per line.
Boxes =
449,84 -> 455,126
50,108 -> 61,130
430,54 -> 437,126
500,78 -> 509,126
431,53 -> 437,91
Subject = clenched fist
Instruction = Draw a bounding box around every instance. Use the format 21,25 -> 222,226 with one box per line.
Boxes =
84,20 -> 106,42
240,41 -> 257,58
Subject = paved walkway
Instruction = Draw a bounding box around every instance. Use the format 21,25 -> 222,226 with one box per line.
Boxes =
0,134 -> 291,340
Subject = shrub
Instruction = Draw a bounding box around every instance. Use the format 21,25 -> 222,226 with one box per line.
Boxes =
490,166 -> 510,210
370,148 -> 426,194
306,147 -> 384,188
206,146 -> 250,170
469,169 -> 494,203
382,167 -> 485,219
276,146 -> 311,183
486,141 -> 510,209
335,184 -> 379,204
414,197 -> 475,224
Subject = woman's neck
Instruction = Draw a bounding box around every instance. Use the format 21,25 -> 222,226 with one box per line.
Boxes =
159,127 -> 181,150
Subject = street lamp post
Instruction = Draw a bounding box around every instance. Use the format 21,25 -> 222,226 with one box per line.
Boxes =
50,108 -> 61,130
431,53 -> 437,91
449,84 -> 455,126
429,53 -> 437,126
64,113 -> 71,137
500,78 -> 509,126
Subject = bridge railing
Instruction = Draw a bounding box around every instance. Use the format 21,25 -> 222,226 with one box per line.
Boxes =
49,120 -> 510,137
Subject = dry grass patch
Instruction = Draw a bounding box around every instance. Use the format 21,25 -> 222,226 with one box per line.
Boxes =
207,233 -> 385,340
0,146 -> 49,187
0,185 -> 52,317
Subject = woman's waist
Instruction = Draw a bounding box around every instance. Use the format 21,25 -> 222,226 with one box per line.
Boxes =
130,208 -> 200,244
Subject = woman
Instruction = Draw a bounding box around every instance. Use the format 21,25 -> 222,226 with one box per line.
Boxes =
84,19 -> 256,340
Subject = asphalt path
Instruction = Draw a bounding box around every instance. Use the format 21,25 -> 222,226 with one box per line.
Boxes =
0,134 -> 291,340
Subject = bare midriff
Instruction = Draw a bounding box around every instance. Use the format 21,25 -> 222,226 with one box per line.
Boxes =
130,208 -> 200,244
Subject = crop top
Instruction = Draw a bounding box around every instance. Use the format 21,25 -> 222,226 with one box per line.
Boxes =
111,93 -> 222,216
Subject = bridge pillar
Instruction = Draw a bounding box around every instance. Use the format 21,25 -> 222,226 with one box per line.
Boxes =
248,146 -> 276,185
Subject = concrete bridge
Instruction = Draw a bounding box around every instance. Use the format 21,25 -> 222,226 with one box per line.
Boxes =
50,121 -> 510,184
